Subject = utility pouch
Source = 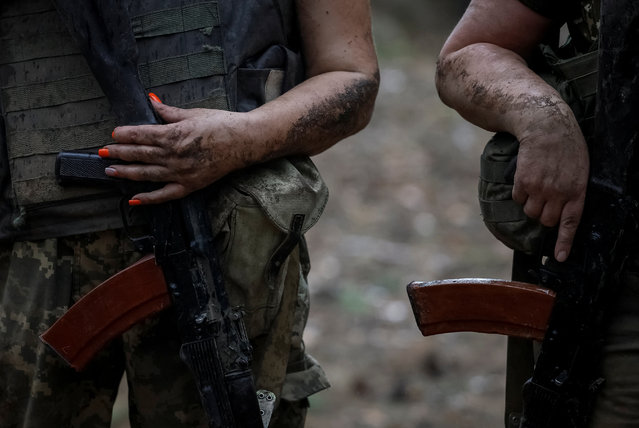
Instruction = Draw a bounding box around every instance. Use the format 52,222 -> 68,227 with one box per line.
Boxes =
207,156 -> 328,338
478,46 -> 598,254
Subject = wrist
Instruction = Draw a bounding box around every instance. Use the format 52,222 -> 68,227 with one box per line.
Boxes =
510,93 -> 576,141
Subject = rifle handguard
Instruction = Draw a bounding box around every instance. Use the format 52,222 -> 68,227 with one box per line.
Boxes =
40,254 -> 171,370
407,278 -> 556,341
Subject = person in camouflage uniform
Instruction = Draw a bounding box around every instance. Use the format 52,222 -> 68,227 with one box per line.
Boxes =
436,0 -> 639,426
0,0 -> 379,427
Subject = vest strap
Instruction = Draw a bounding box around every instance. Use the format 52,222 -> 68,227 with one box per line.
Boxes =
8,120 -> 115,159
1,75 -> 104,112
0,34 -> 78,64
138,49 -> 226,88
131,2 -> 220,38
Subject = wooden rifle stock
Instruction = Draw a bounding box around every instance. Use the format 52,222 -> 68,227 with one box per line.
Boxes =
40,254 -> 170,371
407,279 -> 556,341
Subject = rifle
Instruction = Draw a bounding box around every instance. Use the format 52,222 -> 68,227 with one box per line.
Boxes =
408,1 -> 639,426
44,1 -> 267,427
516,1 -> 639,426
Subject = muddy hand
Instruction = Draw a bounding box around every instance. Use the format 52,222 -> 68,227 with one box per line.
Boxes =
511,109 -> 589,262
101,96 -> 252,204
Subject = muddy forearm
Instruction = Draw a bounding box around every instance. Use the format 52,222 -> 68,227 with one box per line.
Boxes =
244,69 -> 379,162
435,42 -> 573,138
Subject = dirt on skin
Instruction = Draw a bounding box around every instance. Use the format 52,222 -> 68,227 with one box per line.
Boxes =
112,2 -> 516,427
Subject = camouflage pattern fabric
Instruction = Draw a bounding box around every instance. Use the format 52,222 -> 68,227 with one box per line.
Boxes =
0,225 -> 327,427
0,230 -> 206,427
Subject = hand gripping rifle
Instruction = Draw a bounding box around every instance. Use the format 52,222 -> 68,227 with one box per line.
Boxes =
41,1 -> 267,426
409,1 -> 639,426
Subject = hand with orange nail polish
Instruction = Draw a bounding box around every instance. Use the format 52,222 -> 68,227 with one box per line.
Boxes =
103,101 -> 253,206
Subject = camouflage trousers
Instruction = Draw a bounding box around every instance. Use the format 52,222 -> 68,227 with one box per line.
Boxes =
0,229 -> 326,428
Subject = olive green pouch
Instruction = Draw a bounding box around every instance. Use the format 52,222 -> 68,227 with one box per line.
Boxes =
207,156 -> 328,337
478,132 -> 548,254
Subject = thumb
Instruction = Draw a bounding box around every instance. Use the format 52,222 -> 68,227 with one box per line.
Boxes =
149,94 -> 197,124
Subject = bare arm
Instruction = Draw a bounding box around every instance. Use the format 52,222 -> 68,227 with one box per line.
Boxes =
436,0 -> 589,262
102,0 -> 379,203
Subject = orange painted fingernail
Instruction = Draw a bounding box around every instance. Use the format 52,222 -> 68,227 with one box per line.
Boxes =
98,148 -> 110,157
111,129 -> 116,139
149,93 -> 162,103
128,199 -> 142,206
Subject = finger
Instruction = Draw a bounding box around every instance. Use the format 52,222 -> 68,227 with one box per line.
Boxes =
522,198 -> 544,219
100,143 -> 166,164
538,201 -> 562,227
130,182 -> 189,205
105,163 -> 172,182
112,123 -> 167,145
554,200 -> 584,262
511,182 -> 528,205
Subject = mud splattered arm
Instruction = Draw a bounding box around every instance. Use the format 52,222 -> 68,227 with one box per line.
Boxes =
435,0 -> 589,262
103,0 -> 379,204
251,0 -> 380,158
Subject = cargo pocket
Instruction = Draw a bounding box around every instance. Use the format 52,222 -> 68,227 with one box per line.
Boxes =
212,156 -> 328,338
218,191 -> 291,338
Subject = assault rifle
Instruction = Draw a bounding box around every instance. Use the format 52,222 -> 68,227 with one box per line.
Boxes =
516,1 -> 639,426
409,0 -> 639,426
40,1 -> 267,427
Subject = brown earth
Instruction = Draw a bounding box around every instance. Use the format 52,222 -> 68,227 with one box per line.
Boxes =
112,2 -> 516,427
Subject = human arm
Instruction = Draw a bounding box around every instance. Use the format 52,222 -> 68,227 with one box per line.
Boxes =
435,0 -> 589,262
102,0 -> 379,204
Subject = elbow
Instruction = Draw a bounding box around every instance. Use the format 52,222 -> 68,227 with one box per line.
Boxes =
337,69 -> 380,137
294,69 -> 380,157
355,69 -> 380,131
434,52 -> 456,108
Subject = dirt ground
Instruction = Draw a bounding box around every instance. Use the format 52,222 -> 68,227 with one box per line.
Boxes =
111,1 -> 516,427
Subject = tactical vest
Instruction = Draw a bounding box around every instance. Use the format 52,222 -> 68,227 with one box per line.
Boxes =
0,0 -> 325,241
